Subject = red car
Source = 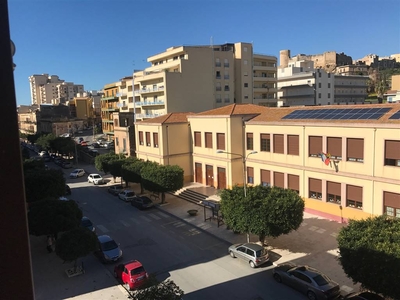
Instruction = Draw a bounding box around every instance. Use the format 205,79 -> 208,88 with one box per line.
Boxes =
114,260 -> 148,290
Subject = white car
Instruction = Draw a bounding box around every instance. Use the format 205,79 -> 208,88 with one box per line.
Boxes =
118,190 -> 136,202
39,151 -> 47,156
69,169 -> 85,178
88,173 -> 104,185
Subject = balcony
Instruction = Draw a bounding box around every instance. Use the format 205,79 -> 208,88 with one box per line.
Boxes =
101,96 -> 118,101
116,92 -> 127,97
134,100 -> 165,107
101,104 -> 119,111
136,112 -> 166,119
134,86 -> 165,95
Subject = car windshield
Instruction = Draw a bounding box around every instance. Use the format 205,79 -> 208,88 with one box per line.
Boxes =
94,175 -> 101,179
81,219 -> 93,227
256,248 -> 268,257
72,170 -> 78,173
130,266 -> 145,276
313,274 -> 330,286
100,240 -> 118,251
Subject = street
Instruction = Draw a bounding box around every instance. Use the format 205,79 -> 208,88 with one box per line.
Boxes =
65,177 -> 306,300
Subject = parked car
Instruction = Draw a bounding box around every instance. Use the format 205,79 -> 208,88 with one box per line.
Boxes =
131,196 -> 154,210
102,142 -> 114,149
81,216 -> 95,232
39,151 -> 47,157
78,137 -> 84,143
228,243 -> 269,268
62,161 -> 73,169
80,141 -> 88,147
343,291 -> 384,300
273,263 -> 341,300
94,235 -> 122,263
88,150 -> 99,157
118,190 -> 136,202
114,260 -> 149,290
65,184 -> 71,195
88,173 -> 104,185
108,184 -> 124,196
69,169 -> 85,178
42,153 -> 51,162
92,142 -> 100,148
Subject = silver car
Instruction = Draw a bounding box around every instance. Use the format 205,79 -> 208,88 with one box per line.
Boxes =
228,243 -> 269,268
94,235 -> 122,263
118,189 -> 136,202
273,263 -> 341,300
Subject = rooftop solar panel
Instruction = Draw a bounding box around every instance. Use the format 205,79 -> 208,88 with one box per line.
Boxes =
389,110 -> 400,120
282,107 -> 392,120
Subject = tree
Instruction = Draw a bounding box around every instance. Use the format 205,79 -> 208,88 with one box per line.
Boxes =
24,168 -> 66,203
21,147 -> 30,160
28,199 -> 82,237
220,185 -> 304,244
51,137 -> 75,156
141,163 -> 184,204
95,152 -> 120,174
23,158 -> 46,172
133,279 -> 184,300
26,133 -> 41,145
35,133 -> 56,151
121,158 -> 145,192
337,216 -> 400,299
55,227 -> 98,271
109,158 -> 126,183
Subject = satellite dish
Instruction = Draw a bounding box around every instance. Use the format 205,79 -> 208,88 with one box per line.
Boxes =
10,40 -> 16,56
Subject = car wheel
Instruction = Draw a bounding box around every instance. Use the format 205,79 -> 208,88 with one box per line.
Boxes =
229,251 -> 236,258
249,261 -> 256,268
307,291 -> 317,300
273,273 -> 282,283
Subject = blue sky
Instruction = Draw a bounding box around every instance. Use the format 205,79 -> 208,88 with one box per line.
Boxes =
8,0 -> 400,105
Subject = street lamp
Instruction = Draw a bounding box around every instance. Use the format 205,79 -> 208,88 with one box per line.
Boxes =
216,149 -> 258,242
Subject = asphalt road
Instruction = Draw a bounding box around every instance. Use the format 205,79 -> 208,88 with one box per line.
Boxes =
65,177 -> 306,300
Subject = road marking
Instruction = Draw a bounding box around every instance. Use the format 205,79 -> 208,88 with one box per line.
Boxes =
330,232 -> 338,238
327,248 -> 340,256
97,225 -> 109,233
148,213 -> 161,220
140,216 -> 151,222
173,221 -> 186,228
156,212 -> 169,218
110,222 -> 119,230
183,217 -> 195,223
316,228 -> 326,234
341,285 -> 353,293
183,228 -> 201,236
197,222 -> 212,230
120,220 -> 130,227
309,226 -> 318,231
130,217 -> 139,224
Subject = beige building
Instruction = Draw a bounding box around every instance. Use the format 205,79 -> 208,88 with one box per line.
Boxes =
113,112 -> 135,156
135,103 -> 400,222
68,96 -> 94,120
17,105 -> 39,134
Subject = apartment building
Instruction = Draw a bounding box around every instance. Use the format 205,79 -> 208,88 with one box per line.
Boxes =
135,103 -> 400,222
29,74 -> 84,105
17,105 -> 39,134
68,96 -> 93,120
101,82 -> 120,137
113,112 -> 135,156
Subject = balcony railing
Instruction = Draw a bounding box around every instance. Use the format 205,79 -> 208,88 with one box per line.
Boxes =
134,86 -> 165,95
135,100 -> 165,107
136,112 -> 166,119
101,96 -> 119,101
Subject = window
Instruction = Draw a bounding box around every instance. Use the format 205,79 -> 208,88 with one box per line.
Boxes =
318,83 -> 321,88
328,83 -> 331,88
327,137 -> 342,160
246,133 -> 253,150
274,172 -> 284,188
273,134 -> 284,154
115,137 -> 119,146
309,136 -> 322,157
260,169 -> 271,187
244,83 -> 248,88
327,181 -> 341,205
384,140 -> 400,167
287,135 -> 299,156
216,71 -> 221,79
153,132 -> 159,148
347,138 -> 364,162
216,133 -> 225,150
216,82 -> 221,91
244,60 -> 248,65
328,93 -> 331,98
224,70 -> 229,79
288,174 -> 299,193
224,59 -> 229,67
247,167 -> 254,184
216,94 -> 222,103
244,47 -> 248,52
346,185 -> 363,209
145,132 -> 151,146
194,131 -> 201,147
260,134 -> 271,152
205,132 -> 212,148
114,118 -> 119,127
122,138 -> 126,151
224,85 -> 230,91
224,95 -> 230,103
384,191 -> 400,218
309,178 -> 322,200
292,272 -> 312,284
139,131 -> 144,145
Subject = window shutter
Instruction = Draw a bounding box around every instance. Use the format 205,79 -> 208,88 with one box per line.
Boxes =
346,185 -> 362,201
309,136 -> 322,156
327,137 -> 342,158
274,172 -> 284,188
327,181 -> 341,195
385,140 -> 400,160
287,135 -> 299,155
347,138 -> 364,160
309,178 -> 322,193
288,174 -> 299,191
273,134 -> 284,154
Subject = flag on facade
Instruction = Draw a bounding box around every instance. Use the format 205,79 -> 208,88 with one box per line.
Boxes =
319,152 -> 331,166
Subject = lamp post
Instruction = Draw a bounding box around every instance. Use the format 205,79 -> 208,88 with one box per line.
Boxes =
216,149 -> 258,242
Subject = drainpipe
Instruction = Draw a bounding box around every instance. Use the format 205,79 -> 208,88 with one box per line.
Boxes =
303,125 -> 306,198
372,128 -> 376,216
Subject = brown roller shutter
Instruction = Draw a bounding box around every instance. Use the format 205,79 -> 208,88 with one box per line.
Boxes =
309,136 -> 322,156
205,132 -> 212,148
194,132 -> 201,147
288,174 -> 299,191
274,172 -> 284,188
309,178 -> 322,193
247,167 -> 254,177
327,181 -> 341,195
346,185 -> 362,201
139,131 -> 144,145
385,140 -> 400,160
217,133 -> 225,150
287,135 -> 299,156
261,169 -> 270,184
145,132 -> 151,146
261,133 -> 270,139
383,191 -> 400,207
247,133 -> 253,150
347,138 -> 364,160
273,134 -> 284,154
153,132 -> 159,147
327,137 -> 342,158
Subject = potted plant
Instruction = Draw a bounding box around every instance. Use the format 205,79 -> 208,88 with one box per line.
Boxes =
187,209 -> 198,216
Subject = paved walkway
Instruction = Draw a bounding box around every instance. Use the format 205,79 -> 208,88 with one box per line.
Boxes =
31,161 -> 358,299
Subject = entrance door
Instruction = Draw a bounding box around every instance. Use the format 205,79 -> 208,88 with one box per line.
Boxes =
195,163 -> 202,184
206,165 -> 214,187
217,167 -> 226,189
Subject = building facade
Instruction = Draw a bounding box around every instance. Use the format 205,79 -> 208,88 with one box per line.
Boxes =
17,105 -> 39,134
101,82 -> 120,137
135,103 -> 400,222
113,112 -> 136,156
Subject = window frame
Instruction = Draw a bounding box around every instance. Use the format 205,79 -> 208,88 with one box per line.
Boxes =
205,132 -> 213,149
138,131 -> 144,145
246,133 -> 253,150
153,132 -> 159,148
194,131 -> 201,147
260,134 -> 271,152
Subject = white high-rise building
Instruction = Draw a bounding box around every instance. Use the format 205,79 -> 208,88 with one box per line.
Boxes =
29,74 -> 84,105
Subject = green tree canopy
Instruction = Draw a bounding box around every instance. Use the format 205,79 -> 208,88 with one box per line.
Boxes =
55,227 -> 98,267
134,279 -> 184,300
141,163 -> 184,203
35,133 -> 56,151
108,158 -> 126,182
24,168 -> 66,203
121,158 -> 145,192
51,137 -> 75,156
220,185 -> 304,243
337,215 -> 400,299
26,133 -> 41,145
95,152 -> 120,174
28,199 -> 82,237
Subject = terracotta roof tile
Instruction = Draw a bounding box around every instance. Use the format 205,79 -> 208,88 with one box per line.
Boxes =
138,112 -> 194,124
194,104 -> 267,116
